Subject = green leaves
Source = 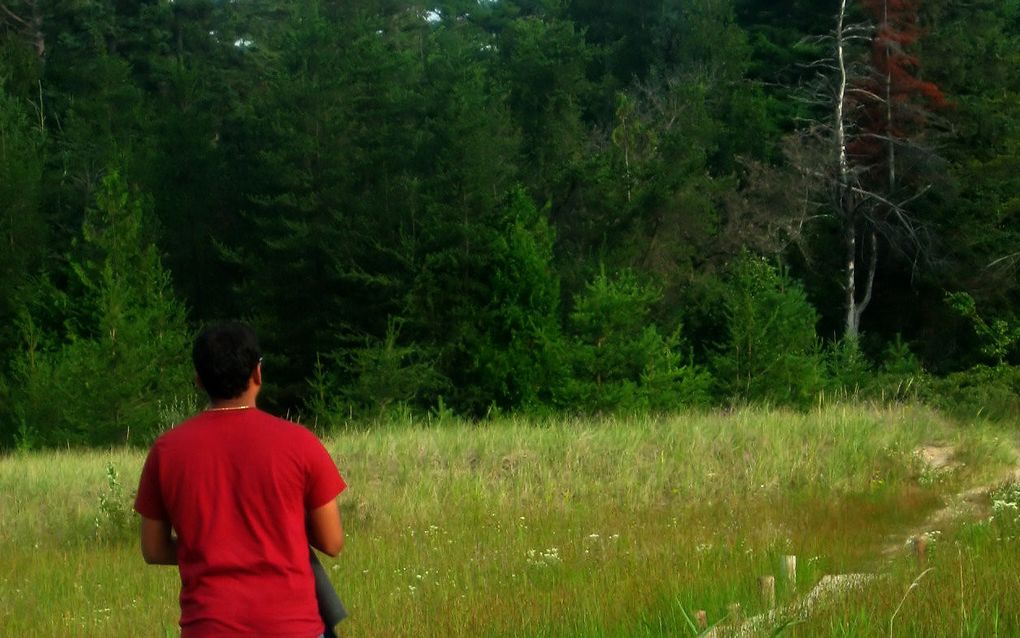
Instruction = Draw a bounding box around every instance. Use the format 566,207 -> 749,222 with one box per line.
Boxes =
0,0 -> 1018,433
564,267 -> 712,412
0,83 -> 45,363
713,255 -> 824,406
8,171 -> 193,446
946,292 -> 1020,366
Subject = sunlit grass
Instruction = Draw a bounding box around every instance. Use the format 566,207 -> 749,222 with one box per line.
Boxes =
801,520 -> 1020,637
0,405 -> 1016,636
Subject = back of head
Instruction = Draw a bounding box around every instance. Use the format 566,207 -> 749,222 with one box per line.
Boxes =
193,322 -> 262,400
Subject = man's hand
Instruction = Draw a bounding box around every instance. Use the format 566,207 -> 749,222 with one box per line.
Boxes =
307,498 -> 343,557
139,516 -> 178,565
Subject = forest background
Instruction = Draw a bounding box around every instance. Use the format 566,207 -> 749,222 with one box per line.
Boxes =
0,0 -> 1018,448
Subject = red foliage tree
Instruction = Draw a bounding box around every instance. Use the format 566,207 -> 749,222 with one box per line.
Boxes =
851,0 -> 948,192
833,0 -> 949,340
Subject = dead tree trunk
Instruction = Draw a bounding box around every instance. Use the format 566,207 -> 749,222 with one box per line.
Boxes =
797,0 -> 943,341
0,0 -> 45,60
834,0 -> 874,341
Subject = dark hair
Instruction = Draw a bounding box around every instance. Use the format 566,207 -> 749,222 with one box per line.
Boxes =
192,322 -> 262,400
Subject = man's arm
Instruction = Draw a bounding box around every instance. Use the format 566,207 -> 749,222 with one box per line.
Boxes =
307,498 -> 343,557
139,516 -> 178,565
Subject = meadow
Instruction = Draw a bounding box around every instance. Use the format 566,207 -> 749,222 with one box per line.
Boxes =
1,405 -> 1019,637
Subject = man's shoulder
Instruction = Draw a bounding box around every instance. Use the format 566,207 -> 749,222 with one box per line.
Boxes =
238,411 -> 330,457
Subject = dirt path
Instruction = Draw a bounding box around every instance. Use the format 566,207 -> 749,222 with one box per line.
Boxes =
720,442 -> 1020,637
881,444 -> 1020,559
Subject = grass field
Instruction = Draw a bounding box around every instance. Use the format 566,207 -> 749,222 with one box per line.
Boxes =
1,405 -> 1018,636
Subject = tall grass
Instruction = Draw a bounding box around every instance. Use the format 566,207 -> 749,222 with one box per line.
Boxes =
0,405 -> 1015,636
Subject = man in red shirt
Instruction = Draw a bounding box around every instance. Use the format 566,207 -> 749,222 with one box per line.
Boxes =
135,322 -> 346,637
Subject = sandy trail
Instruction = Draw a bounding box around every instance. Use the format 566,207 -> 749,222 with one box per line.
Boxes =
717,441 -> 1020,637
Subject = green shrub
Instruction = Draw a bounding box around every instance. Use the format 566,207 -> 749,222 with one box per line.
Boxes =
94,462 -> 136,543
308,317 -> 446,424
712,254 -> 824,406
919,365 -> 1020,421
855,335 -> 929,404
823,335 -> 926,403
562,267 -> 712,412
8,171 -> 194,446
881,334 -> 923,376
946,292 -> 1020,366
825,336 -> 873,397
637,328 -> 714,411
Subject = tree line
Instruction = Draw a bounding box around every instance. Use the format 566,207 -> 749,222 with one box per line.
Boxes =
1,0 -> 1018,447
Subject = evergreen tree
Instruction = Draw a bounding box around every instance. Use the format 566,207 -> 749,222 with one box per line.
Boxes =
0,78 -> 46,372
7,171 -> 192,447
713,254 -> 824,405
914,0 -> 1020,366
227,3 -> 427,405
469,189 -> 565,411
564,267 -> 711,412
496,13 -> 592,200
407,188 -> 563,414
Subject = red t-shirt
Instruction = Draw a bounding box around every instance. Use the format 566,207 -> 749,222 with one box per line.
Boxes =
134,408 -> 346,638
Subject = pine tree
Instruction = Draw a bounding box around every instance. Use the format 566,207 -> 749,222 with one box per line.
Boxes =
0,81 -> 45,372
9,171 -> 192,447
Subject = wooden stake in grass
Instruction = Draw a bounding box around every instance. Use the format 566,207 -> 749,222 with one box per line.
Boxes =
913,535 -> 929,564
759,575 -> 776,608
782,555 -> 797,589
695,610 -> 708,630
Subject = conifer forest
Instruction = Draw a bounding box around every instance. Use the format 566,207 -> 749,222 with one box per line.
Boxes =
1,0 -> 1018,446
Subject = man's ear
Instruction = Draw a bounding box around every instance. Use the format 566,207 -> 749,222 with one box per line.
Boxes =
252,362 -> 262,388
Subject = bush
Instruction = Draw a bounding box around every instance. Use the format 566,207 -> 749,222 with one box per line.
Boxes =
561,267 -> 712,412
405,189 -> 567,415
825,336 -> 873,397
307,317 -> 446,423
919,365 -> 1020,422
946,292 -> 1020,366
712,254 -> 824,406
881,334 -> 923,376
94,462 -> 136,543
7,171 -> 194,446
822,334 -> 925,402
637,328 -> 714,411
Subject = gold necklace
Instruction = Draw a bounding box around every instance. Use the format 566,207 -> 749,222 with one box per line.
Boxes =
205,404 -> 254,412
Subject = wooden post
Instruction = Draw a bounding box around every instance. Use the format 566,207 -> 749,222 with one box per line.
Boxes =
695,609 -> 708,630
913,535 -> 928,564
726,602 -> 742,623
759,575 -> 776,608
782,555 -> 797,589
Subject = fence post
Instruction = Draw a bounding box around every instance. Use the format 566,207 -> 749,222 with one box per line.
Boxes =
759,575 -> 775,608
781,555 -> 797,589
695,609 -> 708,630
913,535 -> 928,564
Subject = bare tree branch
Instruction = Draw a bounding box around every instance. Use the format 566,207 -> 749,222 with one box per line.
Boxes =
986,253 -> 1020,271
0,1 -> 29,27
